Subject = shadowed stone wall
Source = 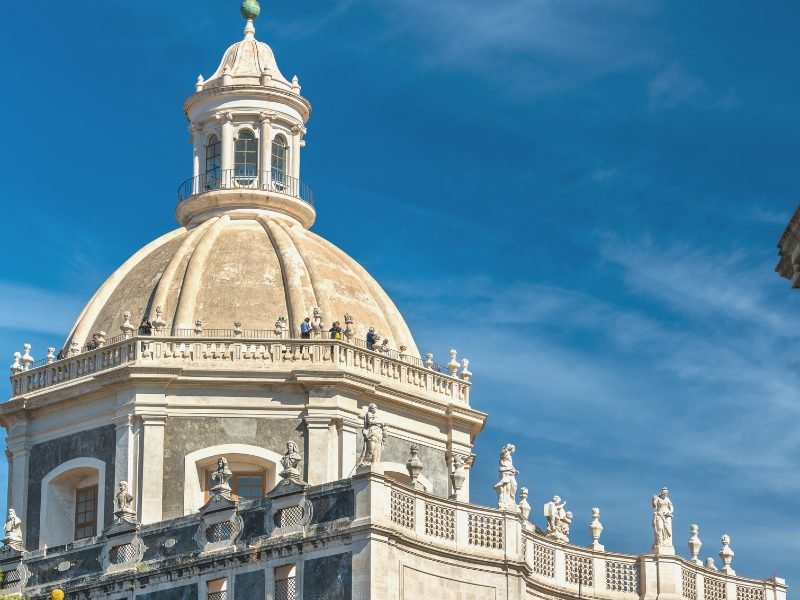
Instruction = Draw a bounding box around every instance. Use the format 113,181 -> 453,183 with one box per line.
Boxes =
26,425 -> 115,548
235,569 -> 265,600
138,584 -> 199,600
358,433 -> 448,496
303,552 -> 352,600
162,416 -> 303,519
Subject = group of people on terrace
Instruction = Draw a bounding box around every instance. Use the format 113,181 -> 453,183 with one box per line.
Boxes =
300,317 -> 393,354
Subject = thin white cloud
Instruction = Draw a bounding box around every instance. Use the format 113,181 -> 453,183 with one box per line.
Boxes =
648,62 -> 739,111
0,281 -> 84,336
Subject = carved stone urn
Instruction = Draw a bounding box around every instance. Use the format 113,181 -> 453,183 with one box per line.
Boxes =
688,524 -> 702,565
588,507 -> 604,550
406,444 -> 424,490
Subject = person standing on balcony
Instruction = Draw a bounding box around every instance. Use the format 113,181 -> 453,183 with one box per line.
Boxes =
379,339 -> 390,354
329,321 -> 343,339
300,317 -> 313,339
366,327 -> 377,350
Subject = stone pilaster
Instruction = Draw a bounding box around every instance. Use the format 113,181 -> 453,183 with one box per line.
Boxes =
139,414 -> 167,524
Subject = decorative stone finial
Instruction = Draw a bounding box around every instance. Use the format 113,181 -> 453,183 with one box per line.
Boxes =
275,316 -> 288,338
544,495 -> 572,542
589,507 -> 604,550
425,353 -> 434,369
121,311 -> 135,339
291,75 -> 301,94
493,444 -> 519,513
311,307 -> 323,332
10,352 -> 22,374
518,487 -> 531,520
459,358 -> 472,382
705,556 -> 717,571
209,457 -> 234,500
152,305 -> 167,334
279,441 -> 303,483
113,481 -> 137,526
450,455 -> 466,499
357,403 -> 386,469
233,322 -> 243,337
195,74 -> 205,92
194,320 -> 203,335
406,444 -> 424,490
2,508 -> 24,552
719,534 -> 735,575
95,331 -> 107,347
46,347 -> 56,364
21,344 -> 33,370
446,349 -> 459,377
70,340 -> 80,356
241,0 -> 260,39
343,313 -> 355,340
688,524 -> 702,565
651,486 -> 674,555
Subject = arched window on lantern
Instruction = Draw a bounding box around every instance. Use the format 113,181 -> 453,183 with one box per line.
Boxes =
271,135 -> 289,189
205,135 -> 221,189
234,130 -> 258,185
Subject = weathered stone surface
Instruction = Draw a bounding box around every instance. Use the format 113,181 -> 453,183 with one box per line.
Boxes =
141,524 -> 201,562
309,483 -> 353,525
358,434 -> 448,496
138,584 -> 199,600
26,425 -> 115,548
162,417 -> 303,519
303,552 -> 351,600
235,568 -> 265,600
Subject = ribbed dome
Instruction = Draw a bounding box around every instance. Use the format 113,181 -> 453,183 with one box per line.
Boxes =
64,214 -> 419,357
203,36 -> 291,91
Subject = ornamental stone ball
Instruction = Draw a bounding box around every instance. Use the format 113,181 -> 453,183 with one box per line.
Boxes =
240,0 -> 260,20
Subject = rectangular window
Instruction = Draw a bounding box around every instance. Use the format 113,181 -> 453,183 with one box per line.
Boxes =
74,485 -> 98,540
275,565 -> 297,600
234,473 -> 265,499
207,577 -> 228,600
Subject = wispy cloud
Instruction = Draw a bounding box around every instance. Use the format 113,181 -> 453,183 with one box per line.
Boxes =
648,62 -> 739,111
0,281 -> 84,336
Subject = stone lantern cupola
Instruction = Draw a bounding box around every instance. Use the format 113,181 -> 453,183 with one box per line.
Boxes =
179,0 -> 313,228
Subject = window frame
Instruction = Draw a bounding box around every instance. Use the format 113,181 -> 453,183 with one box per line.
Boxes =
234,130 -> 259,181
74,484 -> 99,540
271,135 -> 289,182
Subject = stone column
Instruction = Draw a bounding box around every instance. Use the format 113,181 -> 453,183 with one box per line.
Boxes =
139,415 -> 167,524
304,415 -> 333,485
5,414 -> 30,540
338,417 -> 360,479
113,414 -> 135,493
190,124 -> 202,193
259,113 -> 273,186
291,125 -> 302,181
220,113 -> 235,177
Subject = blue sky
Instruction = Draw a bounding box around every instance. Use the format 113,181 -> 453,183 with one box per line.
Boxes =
1,0 -> 799,584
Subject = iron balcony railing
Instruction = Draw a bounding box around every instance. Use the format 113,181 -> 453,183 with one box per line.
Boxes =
177,169 -> 314,207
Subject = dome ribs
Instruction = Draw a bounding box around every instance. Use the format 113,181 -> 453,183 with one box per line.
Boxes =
172,215 -> 230,332
148,219 -> 216,326
257,215 -> 318,337
65,228 -> 187,351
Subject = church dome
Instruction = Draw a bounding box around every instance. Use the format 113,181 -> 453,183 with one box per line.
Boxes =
202,36 -> 291,91
64,213 -> 420,357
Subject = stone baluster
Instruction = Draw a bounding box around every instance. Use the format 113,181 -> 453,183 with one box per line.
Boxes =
688,524 -> 702,565
588,507 -> 604,550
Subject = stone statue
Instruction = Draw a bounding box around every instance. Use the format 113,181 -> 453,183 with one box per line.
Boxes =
493,444 -> 519,512
280,441 -> 303,482
651,487 -> 674,550
2,508 -> 23,551
358,403 -> 386,467
210,457 -> 234,499
544,496 -> 571,542
114,481 -> 137,524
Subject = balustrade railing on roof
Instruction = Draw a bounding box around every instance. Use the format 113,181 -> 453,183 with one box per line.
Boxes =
177,169 -> 314,207
8,335 -> 470,403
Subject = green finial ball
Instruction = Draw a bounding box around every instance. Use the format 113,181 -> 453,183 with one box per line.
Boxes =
241,0 -> 261,20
